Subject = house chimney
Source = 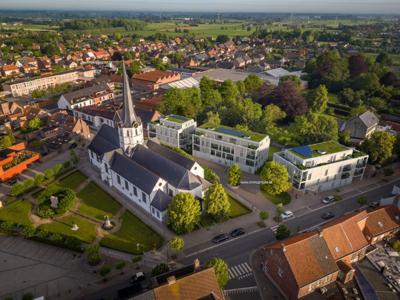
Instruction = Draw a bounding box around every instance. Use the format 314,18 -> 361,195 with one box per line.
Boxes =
281,243 -> 286,252
167,276 -> 176,285
318,230 -> 323,238
194,258 -> 201,270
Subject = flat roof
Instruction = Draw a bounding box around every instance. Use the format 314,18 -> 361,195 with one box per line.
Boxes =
199,123 -> 266,142
290,141 -> 348,159
165,114 -> 191,124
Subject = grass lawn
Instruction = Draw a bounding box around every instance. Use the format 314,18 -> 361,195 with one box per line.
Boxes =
0,199 -> 32,225
77,182 -> 121,220
261,189 -> 291,205
39,215 -> 97,243
58,170 -> 87,190
268,145 -> 282,161
100,212 -> 163,254
229,196 -> 251,218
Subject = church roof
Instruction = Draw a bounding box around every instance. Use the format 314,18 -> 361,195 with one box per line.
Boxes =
151,190 -> 172,212
121,62 -> 140,127
88,124 -> 120,155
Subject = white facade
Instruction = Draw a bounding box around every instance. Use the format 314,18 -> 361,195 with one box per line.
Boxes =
192,126 -> 270,174
73,110 -> 115,129
148,115 -> 197,149
273,143 -> 369,192
118,125 -> 144,154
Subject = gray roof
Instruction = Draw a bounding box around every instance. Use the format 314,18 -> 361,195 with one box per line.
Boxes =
121,62 -> 140,127
130,145 -> 201,190
151,190 -> 172,211
146,140 -> 196,170
110,151 -> 159,194
88,124 -> 120,155
358,111 -> 379,128
62,83 -> 110,104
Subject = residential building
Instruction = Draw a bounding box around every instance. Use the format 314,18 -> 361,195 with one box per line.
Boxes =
341,110 -> 379,140
1,65 -> 20,77
88,64 -> 208,222
273,141 -> 369,192
262,232 -> 339,300
192,124 -> 270,174
132,70 -> 181,92
2,68 -> 95,97
149,115 -> 197,149
57,83 -> 114,110
0,143 -> 40,181
363,206 -> 400,244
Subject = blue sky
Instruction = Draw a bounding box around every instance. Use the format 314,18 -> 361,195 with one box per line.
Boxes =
0,0 -> 399,14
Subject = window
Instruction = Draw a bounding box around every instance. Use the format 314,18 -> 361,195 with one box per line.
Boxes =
151,207 -> 155,214
142,192 -> 146,203
133,186 -> 137,196
125,180 -> 129,190
117,175 -> 121,185
156,211 -> 160,218
104,164 -> 109,173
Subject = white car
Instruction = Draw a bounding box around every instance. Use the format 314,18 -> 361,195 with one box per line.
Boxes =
281,211 -> 294,220
322,195 -> 335,204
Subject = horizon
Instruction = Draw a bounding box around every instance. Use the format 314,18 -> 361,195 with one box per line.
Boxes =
0,1 -> 400,15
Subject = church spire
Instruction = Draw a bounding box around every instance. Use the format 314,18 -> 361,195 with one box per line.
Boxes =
121,61 -> 140,128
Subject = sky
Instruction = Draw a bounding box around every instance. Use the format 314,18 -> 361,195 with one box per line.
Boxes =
0,0 -> 399,14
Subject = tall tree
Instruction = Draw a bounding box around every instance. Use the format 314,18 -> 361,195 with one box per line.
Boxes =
260,161 -> 291,195
228,164 -> 241,186
292,113 -> 338,144
204,183 -> 231,220
244,74 -> 263,94
361,131 -> 396,164
207,258 -> 229,288
275,81 -> 308,118
348,54 -> 369,78
167,193 -> 201,234
261,104 -> 286,129
308,84 -> 329,113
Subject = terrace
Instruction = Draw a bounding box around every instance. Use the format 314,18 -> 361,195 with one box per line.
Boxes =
199,123 -> 265,142
164,114 -> 190,124
289,141 -> 348,159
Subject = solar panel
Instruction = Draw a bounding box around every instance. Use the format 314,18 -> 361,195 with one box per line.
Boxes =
215,127 -> 249,138
292,145 -> 312,158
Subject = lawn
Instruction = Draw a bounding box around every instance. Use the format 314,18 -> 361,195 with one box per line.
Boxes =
77,182 -> 121,220
261,189 -> 291,205
229,195 -> 251,218
39,215 -> 97,243
100,212 -> 164,254
0,199 -> 32,226
58,170 -> 87,190
268,145 -> 282,161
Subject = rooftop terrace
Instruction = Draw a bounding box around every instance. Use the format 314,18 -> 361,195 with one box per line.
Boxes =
199,123 -> 266,142
164,114 -> 191,124
289,141 -> 349,159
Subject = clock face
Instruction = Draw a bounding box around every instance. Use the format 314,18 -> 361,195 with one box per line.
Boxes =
133,123 -> 139,128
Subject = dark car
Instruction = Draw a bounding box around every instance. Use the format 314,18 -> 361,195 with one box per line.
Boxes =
321,212 -> 335,220
211,233 -> 229,244
369,201 -> 380,208
230,228 -> 245,238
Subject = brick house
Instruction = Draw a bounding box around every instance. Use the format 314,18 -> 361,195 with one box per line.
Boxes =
263,232 -> 339,300
363,206 -> 400,244
132,70 -> 181,92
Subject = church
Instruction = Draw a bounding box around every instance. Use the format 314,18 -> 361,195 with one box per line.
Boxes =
88,64 -> 210,222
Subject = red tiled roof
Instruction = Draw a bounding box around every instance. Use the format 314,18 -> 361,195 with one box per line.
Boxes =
364,205 -> 400,237
133,70 -> 179,83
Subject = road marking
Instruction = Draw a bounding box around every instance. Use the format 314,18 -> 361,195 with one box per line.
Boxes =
228,262 -> 253,280
228,269 -> 235,279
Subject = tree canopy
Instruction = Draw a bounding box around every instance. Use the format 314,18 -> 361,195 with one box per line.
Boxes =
207,258 -> 229,288
204,183 -> 231,220
167,193 -> 201,234
361,131 -> 397,164
260,161 -> 291,195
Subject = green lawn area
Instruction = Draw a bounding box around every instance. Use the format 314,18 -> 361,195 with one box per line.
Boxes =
39,215 -> 97,243
100,212 -> 164,254
0,199 -> 32,226
268,145 -> 281,161
229,196 -> 251,218
58,170 -> 87,190
77,182 -> 121,220
261,189 -> 291,205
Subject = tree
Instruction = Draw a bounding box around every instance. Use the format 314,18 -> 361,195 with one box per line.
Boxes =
380,72 -> 398,87
361,131 -> 396,164
99,265 -> 111,277
244,74 -> 263,94
205,111 -> 221,128
348,54 -> 369,78
308,85 -> 329,113
28,117 -> 43,130
352,73 -> 381,94
167,193 -> 201,234
292,113 -> 338,144
275,81 -> 308,118
128,60 -> 142,75
260,161 -> 291,195
239,98 -> 262,126
275,224 -> 291,240
216,35 -> 230,43
169,236 -> 184,253
151,262 -> 170,276
228,163 -> 241,186
261,104 -> 286,129
34,174 -> 45,186
1,135 -> 13,148
376,52 -> 392,66
159,88 -> 202,119
207,258 -> 229,288
204,183 -> 231,220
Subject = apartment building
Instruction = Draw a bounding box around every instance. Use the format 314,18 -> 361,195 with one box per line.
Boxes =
2,68 -> 95,97
192,124 -> 270,174
273,141 -> 369,192
148,115 -> 197,149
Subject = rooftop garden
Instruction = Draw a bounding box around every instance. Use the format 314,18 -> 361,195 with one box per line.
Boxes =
199,123 -> 266,142
3,151 -> 37,171
290,141 -> 348,159
164,114 -> 190,124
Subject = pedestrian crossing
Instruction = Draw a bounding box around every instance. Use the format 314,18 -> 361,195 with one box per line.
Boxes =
228,262 -> 253,280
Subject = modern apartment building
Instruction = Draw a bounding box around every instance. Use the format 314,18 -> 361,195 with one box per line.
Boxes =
148,115 -> 197,149
192,124 -> 270,174
273,141 -> 369,192
2,68 -> 95,97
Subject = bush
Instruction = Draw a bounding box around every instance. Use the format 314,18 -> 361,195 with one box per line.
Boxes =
383,168 -> 394,176
207,257 -> 229,288
257,221 -> 266,228
10,179 -> 35,197
0,220 -> 14,233
132,255 -> 143,263
357,196 -> 367,205
20,224 -> 36,237
36,187 -> 75,218
116,261 -> 126,270
393,240 -> 400,252
36,206 -> 55,218
275,224 -> 291,240
34,174 -> 45,186
259,211 -> 269,220
86,244 -> 101,266
228,164 -> 241,186
22,293 -> 34,300
99,265 -> 111,277
204,167 -> 220,184
151,263 -> 170,276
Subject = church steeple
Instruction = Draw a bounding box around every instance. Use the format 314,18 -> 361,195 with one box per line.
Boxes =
121,62 -> 140,128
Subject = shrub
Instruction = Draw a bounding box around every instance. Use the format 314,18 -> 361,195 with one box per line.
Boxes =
357,196 -> 367,205
0,221 -> 14,233
151,263 -> 170,276
393,240 -> 400,252
10,179 -> 35,196
257,221 -> 266,228
275,224 -> 291,240
259,211 -> 269,220
116,261 -> 126,270
99,265 -> 111,277
20,224 -> 36,237
36,187 -> 75,217
383,168 -> 394,176
204,167 -> 220,184
22,293 -> 34,300
62,160 -> 72,170
36,206 -> 55,218
34,174 -> 45,186
228,164 -> 241,186
86,244 -> 101,266
132,255 -> 142,263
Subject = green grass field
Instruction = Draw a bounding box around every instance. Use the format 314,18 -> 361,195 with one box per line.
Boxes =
268,145 -> 282,161
261,189 -> 291,206
58,170 -> 87,190
0,200 -> 32,226
39,215 -> 97,243
100,212 -> 163,254
77,182 -> 121,220
228,195 -> 251,218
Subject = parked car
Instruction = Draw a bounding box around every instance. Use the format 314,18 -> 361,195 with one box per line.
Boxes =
321,212 -> 335,220
230,228 -> 245,238
5,177 -> 18,186
369,201 -> 380,208
322,195 -> 335,204
130,271 -> 145,283
281,211 -> 294,220
212,233 -> 229,244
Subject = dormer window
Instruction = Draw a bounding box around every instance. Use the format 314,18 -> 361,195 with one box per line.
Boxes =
335,246 -> 340,253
